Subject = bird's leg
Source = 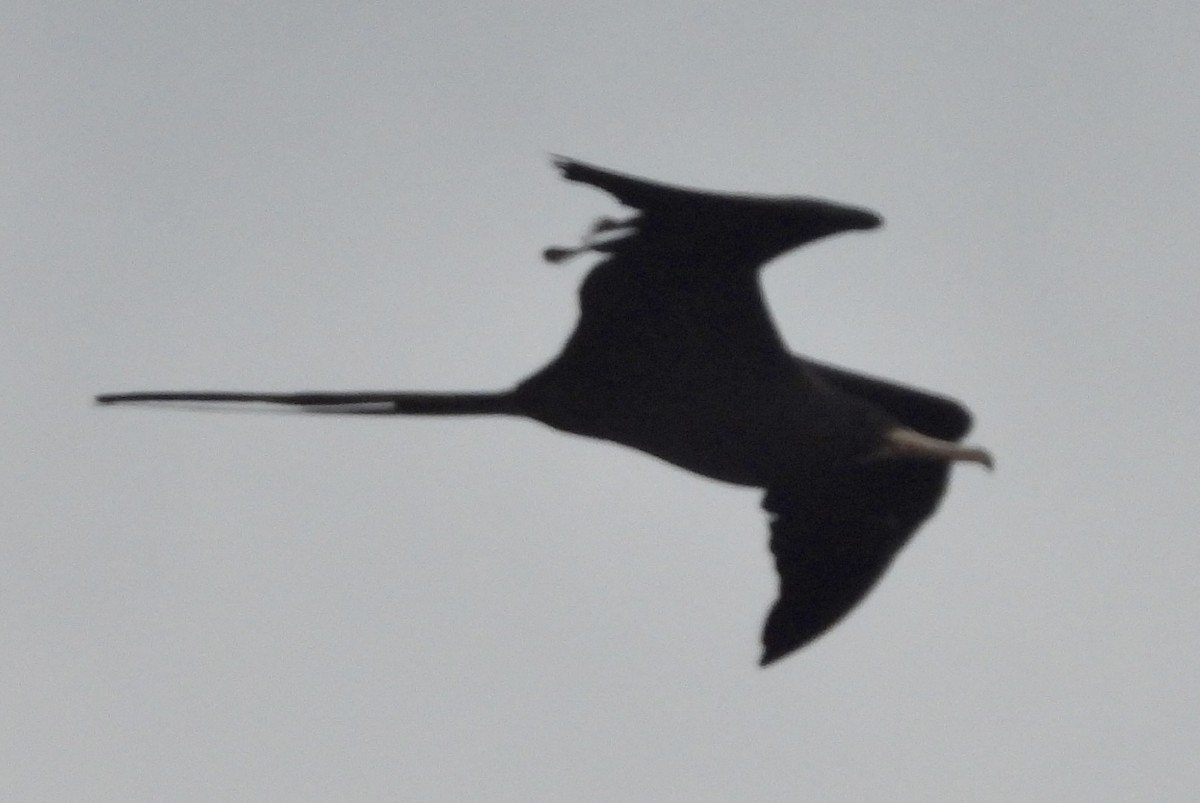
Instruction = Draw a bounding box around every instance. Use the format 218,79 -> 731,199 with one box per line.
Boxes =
543,215 -> 640,264
869,427 -> 994,470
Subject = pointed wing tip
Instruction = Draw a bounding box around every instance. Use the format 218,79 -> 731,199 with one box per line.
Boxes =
549,154 -> 577,174
759,625 -> 817,667
759,648 -> 786,667
550,155 -> 603,189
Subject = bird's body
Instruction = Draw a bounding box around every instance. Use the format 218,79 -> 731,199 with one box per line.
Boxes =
519,323 -> 881,489
518,160 -> 898,488
517,273 -> 801,486
98,157 -> 992,665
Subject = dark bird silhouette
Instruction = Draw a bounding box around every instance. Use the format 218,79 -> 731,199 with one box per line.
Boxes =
97,157 -> 992,665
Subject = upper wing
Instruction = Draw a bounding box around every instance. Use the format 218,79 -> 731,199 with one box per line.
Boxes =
548,157 -> 882,271
806,360 -> 974,441
759,458 -> 952,665
552,156 -> 728,214
539,158 -> 884,373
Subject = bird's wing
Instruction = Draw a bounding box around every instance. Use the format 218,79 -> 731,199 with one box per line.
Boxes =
551,156 -> 729,214
546,156 -> 753,268
806,360 -> 973,441
547,157 -> 882,268
541,159 -> 884,370
541,159 -> 789,370
759,459 -> 951,665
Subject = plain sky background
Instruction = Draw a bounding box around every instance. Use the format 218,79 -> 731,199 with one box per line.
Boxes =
6,2 -> 1200,800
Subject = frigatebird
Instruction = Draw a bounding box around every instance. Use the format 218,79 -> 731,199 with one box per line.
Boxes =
97,157 -> 992,665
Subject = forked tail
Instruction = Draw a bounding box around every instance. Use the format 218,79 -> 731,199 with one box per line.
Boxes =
94,390 -> 521,416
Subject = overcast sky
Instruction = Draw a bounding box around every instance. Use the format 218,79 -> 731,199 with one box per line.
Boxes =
6,2 -> 1200,800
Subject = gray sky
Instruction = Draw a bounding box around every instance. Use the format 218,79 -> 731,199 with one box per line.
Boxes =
6,2 -> 1200,800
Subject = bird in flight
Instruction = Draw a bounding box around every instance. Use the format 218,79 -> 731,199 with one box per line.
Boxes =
98,157 -> 992,665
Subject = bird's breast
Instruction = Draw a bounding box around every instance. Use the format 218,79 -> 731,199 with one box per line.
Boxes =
517,356 -> 858,488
